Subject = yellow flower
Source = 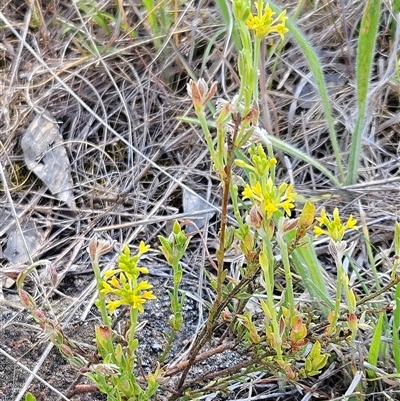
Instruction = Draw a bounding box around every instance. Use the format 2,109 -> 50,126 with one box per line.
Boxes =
101,274 -> 156,314
109,275 -> 121,289
314,208 -> 357,242
246,2 -> 288,39
242,178 -> 296,220
278,182 -> 296,215
236,155 -> 277,176
105,299 -> 126,314
263,180 -> 296,219
112,244 -> 150,279
242,181 -> 263,202
138,240 -> 150,255
264,201 -> 278,215
100,243 -> 156,314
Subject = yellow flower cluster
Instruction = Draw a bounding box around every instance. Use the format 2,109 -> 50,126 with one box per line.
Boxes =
101,242 -> 156,314
235,144 -> 296,221
314,208 -> 357,242
242,179 -> 296,219
101,276 -> 156,314
246,2 -> 288,39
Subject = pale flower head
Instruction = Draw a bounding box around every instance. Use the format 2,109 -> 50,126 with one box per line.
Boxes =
87,237 -> 114,260
187,78 -> 217,110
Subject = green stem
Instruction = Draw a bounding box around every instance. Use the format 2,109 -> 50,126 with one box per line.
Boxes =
329,260 -> 344,336
197,109 -> 219,169
261,238 -> 283,360
92,257 -> 111,327
215,156 -> 232,302
278,236 -> 295,319
17,260 -> 50,289
252,35 -> 261,108
129,306 -> 138,349
229,184 -> 245,229
158,331 -> 174,364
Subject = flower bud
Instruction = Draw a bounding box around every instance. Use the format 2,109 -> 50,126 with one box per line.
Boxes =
19,288 -> 36,309
278,217 -> 299,234
90,363 -> 120,376
347,313 -> 358,341
246,204 -> 264,229
59,343 -> 74,358
222,307 -> 232,321
32,308 -> 47,324
244,101 -> 259,125
95,325 -> 112,353
87,238 -> 114,260
328,240 -> 348,263
40,262 -> 58,287
187,79 -> 217,111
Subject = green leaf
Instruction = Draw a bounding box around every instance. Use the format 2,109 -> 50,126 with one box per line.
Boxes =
395,223 -> 400,259
77,0 -> 110,35
346,0 -> 381,184
215,0 -> 242,51
114,343 -> 124,365
312,353 -> 329,371
24,393 -> 36,401
258,130 -> 341,188
158,236 -> 173,259
368,312 -> 384,378
291,236 -> 332,314
393,283 -> 400,372
309,339 -> 321,359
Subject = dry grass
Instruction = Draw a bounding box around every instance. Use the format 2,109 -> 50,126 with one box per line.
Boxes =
0,0 -> 399,399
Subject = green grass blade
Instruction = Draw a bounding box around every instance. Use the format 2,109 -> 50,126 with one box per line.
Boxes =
368,312 -> 384,378
77,0 -> 110,35
142,0 -> 158,35
280,214 -> 332,316
346,0 -> 381,184
391,0 -> 400,49
269,1 -> 344,184
291,236 -> 332,316
179,117 -> 341,187
215,0 -> 242,51
142,0 -> 163,50
258,129 -> 341,187
359,206 -> 381,292
393,283 -> 400,373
